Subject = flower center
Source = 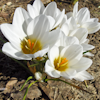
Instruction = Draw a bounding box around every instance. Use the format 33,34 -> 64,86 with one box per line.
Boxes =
54,56 -> 69,71
20,38 -> 42,54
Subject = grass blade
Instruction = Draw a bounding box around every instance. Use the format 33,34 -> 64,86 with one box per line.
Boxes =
19,76 -> 33,91
23,81 -> 38,100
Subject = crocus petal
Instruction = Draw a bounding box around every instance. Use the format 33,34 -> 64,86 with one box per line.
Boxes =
12,7 -> 29,38
47,16 -> 55,30
61,23 -> 69,36
27,15 -> 50,39
81,22 -> 100,34
33,0 -> 45,14
54,9 -> 65,28
59,15 -> 67,27
72,57 -> 92,72
76,7 -> 90,24
74,71 -> 93,81
43,2 -> 57,18
45,60 -> 60,78
48,46 -> 59,66
64,36 -> 79,46
84,52 -> 94,56
81,43 -> 95,52
69,28 -> 88,44
66,12 -> 73,19
67,17 -> 77,30
59,34 -> 79,47
27,4 -> 39,19
73,1 -> 78,17
88,18 -> 99,22
61,44 -> 83,66
1,24 -> 22,51
60,68 -> 76,79
42,28 -> 61,48
22,18 -> 32,34
26,46 -> 49,58
2,42 -> 31,60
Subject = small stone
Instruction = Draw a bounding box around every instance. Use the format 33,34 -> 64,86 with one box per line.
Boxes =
27,86 -> 42,99
6,77 -> 17,90
6,2 -> 12,6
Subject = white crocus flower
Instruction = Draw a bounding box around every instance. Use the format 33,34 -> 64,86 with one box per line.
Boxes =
66,2 -> 100,34
60,22 -> 95,56
1,7 -> 60,60
45,45 -> 93,81
27,0 -> 65,30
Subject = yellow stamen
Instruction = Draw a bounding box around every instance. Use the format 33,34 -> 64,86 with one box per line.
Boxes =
54,57 -> 69,72
21,38 -> 42,54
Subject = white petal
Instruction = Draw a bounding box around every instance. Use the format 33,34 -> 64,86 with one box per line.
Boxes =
82,43 -> 95,52
64,36 -> 79,46
61,44 -> 83,66
59,15 -> 67,27
43,2 -> 57,18
47,16 -> 55,30
88,18 -> 99,22
54,9 -> 65,28
12,7 -> 29,37
60,34 -> 79,47
26,46 -> 49,58
72,57 -> 92,72
27,4 -> 39,19
42,28 -> 61,48
66,12 -> 73,19
60,68 -> 76,79
27,15 -> 50,39
69,28 -> 88,44
76,7 -> 90,24
33,0 -> 45,14
48,46 -> 59,66
1,24 -> 22,50
81,22 -> 100,34
2,42 -> 31,60
67,17 -> 77,30
84,52 -> 94,56
45,60 -> 60,78
73,2 -> 78,17
74,71 -> 93,81
61,23 -> 69,36
84,39 -> 89,44
22,18 -> 32,34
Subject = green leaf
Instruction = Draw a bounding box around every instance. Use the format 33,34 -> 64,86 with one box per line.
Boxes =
19,76 -> 33,91
83,50 -> 90,54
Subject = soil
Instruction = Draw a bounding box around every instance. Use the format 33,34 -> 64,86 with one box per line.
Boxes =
0,0 -> 100,100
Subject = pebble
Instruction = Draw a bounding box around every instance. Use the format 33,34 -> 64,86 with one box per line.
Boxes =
6,77 -> 17,89
6,2 -> 12,6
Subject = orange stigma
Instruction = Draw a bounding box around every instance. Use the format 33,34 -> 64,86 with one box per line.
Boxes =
59,58 -> 68,65
28,39 -> 34,50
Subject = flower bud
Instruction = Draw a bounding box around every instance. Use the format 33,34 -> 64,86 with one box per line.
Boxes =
34,72 -> 43,82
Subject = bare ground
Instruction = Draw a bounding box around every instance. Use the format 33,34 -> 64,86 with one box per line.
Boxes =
0,0 -> 100,100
